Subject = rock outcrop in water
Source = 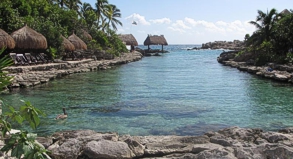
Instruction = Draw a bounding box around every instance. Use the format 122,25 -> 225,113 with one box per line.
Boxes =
201,40 -> 245,50
186,40 -> 245,51
24,127 -> 293,159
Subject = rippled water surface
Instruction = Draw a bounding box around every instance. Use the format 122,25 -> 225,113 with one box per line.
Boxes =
3,45 -> 293,136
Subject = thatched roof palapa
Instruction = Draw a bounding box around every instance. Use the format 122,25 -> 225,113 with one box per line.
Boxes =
144,35 -> 168,46
144,34 -> 168,52
119,34 -> 138,46
11,25 -> 47,49
61,35 -> 75,51
280,9 -> 290,15
81,29 -> 92,41
0,28 -> 15,49
68,33 -> 87,50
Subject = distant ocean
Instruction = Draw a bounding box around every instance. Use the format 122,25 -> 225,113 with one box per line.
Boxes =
3,45 -> 293,136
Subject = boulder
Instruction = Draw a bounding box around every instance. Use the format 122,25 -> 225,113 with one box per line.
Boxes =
194,148 -> 237,159
50,138 -> 82,159
121,136 -> 145,157
83,140 -> 135,159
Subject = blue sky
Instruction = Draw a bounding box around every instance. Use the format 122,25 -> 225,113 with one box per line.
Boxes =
86,0 -> 292,44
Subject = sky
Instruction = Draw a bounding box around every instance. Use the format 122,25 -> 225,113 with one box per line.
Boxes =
86,0 -> 293,45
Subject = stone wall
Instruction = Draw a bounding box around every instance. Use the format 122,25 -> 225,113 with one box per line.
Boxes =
3,52 -> 143,88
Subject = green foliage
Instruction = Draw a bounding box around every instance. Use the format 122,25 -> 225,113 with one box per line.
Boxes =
285,52 -> 293,63
1,130 -> 48,159
0,0 -> 125,60
19,100 -> 46,129
87,40 -> 103,51
254,53 -> 272,66
0,48 -> 48,158
0,48 -> 13,90
236,50 -> 245,57
246,9 -> 293,64
47,47 -> 58,59
106,29 -> 128,56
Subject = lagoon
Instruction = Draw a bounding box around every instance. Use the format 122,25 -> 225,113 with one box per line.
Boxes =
2,45 -> 293,136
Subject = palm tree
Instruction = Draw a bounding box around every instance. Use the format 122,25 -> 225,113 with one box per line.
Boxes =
52,0 -> 66,8
104,4 -> 122,31
80,3 -> 97,29
65,0 -> 82,11
95,0 -> 109,29
249,8 -> 278,45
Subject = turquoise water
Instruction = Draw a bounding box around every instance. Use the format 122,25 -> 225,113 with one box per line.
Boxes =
2,45 -> 293,136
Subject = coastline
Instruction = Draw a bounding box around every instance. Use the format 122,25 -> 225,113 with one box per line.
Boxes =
3,51 -> 143,88
217,51 -> 293,83
2,50 -> 293,158
34,126 -> 293,159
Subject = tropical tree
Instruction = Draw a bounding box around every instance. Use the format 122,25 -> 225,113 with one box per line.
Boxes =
103,4 -> 122,31
271,10 -> 293,57
65,0 -> 82,12
80,2 -> 97,30
95,0 -> 109,29
248,8 -> 278,47
52,0 -> 66,8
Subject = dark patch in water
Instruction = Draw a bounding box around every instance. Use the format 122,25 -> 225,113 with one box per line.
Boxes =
174,122 -> 229,136
148,129 -> 177,135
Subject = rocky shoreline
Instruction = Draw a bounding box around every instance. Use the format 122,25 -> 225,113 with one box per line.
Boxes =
3,51 -> 143,88
2,51 -> 293,158
18,126 -> 293,158
217,51 -> 293,83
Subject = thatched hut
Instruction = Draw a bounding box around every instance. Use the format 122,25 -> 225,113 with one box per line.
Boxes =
280,9 -> 290,15
119,34 -> 138,51
81,29 -> 92,41
11,25 -> 47,50
68,33 -> 87,50
144,35 -> 168,52
0,29 -> 15,49
61,35 -> 75,52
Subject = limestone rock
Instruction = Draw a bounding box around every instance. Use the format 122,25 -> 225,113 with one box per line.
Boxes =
50,138 -> 82,159
194,148 -> 237,159
122,136 -> 145,157
83,140 -> 135,159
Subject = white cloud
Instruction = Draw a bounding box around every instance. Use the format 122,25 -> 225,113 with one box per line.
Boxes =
183,17 -> 255,35
172,20 -> 191,29
150,18 -> 171,24
125,13 -> 150,25
226,20 -> 255,35
168,27 -> 186,33
184,17 -> 197,26
216,21 -> 227,26
184,18 -> 222,32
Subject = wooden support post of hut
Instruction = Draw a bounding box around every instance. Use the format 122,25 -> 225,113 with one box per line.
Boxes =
143,35 -> 168,53
118,34 -> 138,52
